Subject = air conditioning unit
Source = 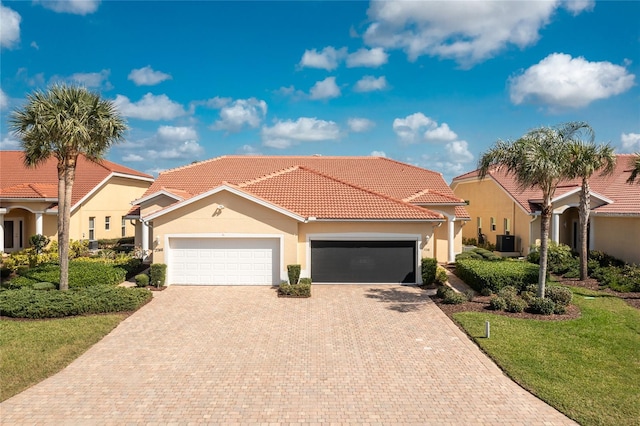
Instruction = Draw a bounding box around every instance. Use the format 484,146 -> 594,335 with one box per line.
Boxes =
496,235 -> 515,252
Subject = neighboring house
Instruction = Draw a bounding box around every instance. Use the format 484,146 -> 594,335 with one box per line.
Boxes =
450,154 -> 640,264
0,151 -> 154,253
130,156 -> 470,285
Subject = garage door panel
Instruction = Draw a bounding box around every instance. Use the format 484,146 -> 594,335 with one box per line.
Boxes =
169,238 -> 279,285
311,240 -> 416,283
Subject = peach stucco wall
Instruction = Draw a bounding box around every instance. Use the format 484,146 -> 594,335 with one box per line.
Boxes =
591,216 -> 640,264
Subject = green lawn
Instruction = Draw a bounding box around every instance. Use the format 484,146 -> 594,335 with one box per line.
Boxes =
0,314 -> 126,401
453,287 -> 640,426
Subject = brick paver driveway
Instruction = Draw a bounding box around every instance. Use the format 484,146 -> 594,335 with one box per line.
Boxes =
1,285 -> 575,425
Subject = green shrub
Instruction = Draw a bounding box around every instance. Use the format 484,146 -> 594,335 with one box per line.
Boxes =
498,285 -> 518,300
553,304 -> 567,315
455,259 -> 538,294
29,234 -> 50,254
421,258 -> 438,285
135,273 -> 149,287
299,277 -> 312,285
69,240 -> 89,258
436,285 -> 453,299
593,264 -> 640,293
528,297 -> 556,315
464,289 -> 475,301
287,264 -> 301,285
442,291 -> 467,305
149,263 -> 167,287
435,265 -> 448,285
32,282 -> 56,291
505,297 -> 527,313
0,286 -> 152,319
3,261 -> 126,289
489,296 -> 507,311
480,287 -> 493,296
462,237 -> 478,246
527,242 -> 577,275
546,286 -> 573,307
589,250 -> 625,268
278,282 -> 311,297
456,251 -> 483,261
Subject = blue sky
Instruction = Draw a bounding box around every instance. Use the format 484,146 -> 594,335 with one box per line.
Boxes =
1,0 -> 638,182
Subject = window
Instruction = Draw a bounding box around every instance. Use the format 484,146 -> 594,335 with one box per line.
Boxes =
490,217 -> 496,231
89,217 -> 95,240
121,216 -> 126,238
477,217 -> 482,233
504,218 -> 511,235
105,216 -> 111,231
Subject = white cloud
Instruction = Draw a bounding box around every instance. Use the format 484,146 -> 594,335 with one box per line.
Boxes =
237,144 -> 261,155
113,93 -> 189,120
157,125 -> 198,142
393,112 -> 434,143
128,66 -> 172,86
0,134 -> 20,149
364,1 -> 593,66
0,88 -> 8,110
370,150 -> 387,157
262,117 -> 340,149
34,0 -> 100,15
424,123 -> 457,142
621,133 -> 640,153
348,118 -> 376,133
0,4 -> 21,49
299,46 -> 347,71
510,53 -> 635,109
212,98 -> 267,132
309,77 -> 341,100
445,140 -> 474,163
346,48 -> 388,68
564,0 -> 595,15
30,41 -> 39,50
123,125 -> 204,162
67,69 -> 111,89
201,96 -> 232,108
354,75 -> 387,92
123,154 -> 144,162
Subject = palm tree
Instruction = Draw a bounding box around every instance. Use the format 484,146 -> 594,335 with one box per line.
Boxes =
10,84 -> 127,290
566,140 -> 616,280
478,122 -> 592,298
626,153 -> 640,184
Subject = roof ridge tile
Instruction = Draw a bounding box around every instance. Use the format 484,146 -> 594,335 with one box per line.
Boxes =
237,165 -> 300,187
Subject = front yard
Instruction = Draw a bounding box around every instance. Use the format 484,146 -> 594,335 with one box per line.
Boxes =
450,286 -> 640,426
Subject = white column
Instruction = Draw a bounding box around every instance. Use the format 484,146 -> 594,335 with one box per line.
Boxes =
141,220 -> 149,262
447,217 -> 455,264
0,213 -> 4,254
35,212 -> 43,235
589,217 -> 596,250
552,213 -> 560,244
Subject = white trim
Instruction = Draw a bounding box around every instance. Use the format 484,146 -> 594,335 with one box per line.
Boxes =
311,218 -> 442,222
1,205 -> 47,214
163,233 -> 285,285
3,216 -> 24,253
305,232 -> 424,284
144,185 -> 306,222
71,172 -> 154,213
551,187 -> 614,205
131,189 -> 184,206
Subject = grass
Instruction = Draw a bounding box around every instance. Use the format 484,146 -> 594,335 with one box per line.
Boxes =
453,286 -> 640,426
0,314 -> 126,402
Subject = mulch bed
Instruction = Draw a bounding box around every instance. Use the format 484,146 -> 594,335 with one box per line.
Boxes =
554,275 -> 640,310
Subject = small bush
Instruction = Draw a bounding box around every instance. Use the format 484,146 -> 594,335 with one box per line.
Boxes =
150,263 -> 167,287
135,273 -> 149,287
29,234 -> 50,254
436,285 -> 453,299
498,285 -> 518,300
69,240 -> 90,258
455,259 -> 538,294
0,286 -> 152,319
488,296 -> 507,311
464,289 -> 475,301
546,286 -> 573,307
421,258 -> 438,285
435,265 -> 448,285
278,282 -> 311,297
528,297 -> 556,315
287,264 -> 301,285
299,277 -> 312,285
32,282 -> 56,291
505,297 -> 527,313
442,291 -> 467,305
480,287 -> 493,297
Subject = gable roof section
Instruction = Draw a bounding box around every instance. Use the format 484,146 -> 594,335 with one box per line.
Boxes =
138,155 -> 468,221
0,151 -> 153,209
451,154 -> 640,216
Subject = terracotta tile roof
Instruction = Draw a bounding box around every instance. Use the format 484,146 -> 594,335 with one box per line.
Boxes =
237,166 -> 443,220
0,151 -> 153,208
451,154 -> 640,216
141,155 -> 469,220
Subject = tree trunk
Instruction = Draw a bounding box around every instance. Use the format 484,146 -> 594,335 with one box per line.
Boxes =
56,160 -> 68,291
579,179 -> 590,281
537,203 -> 551,298
59,156 -> 77,291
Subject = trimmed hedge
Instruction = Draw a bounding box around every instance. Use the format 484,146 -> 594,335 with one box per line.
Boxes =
150,263 -> 167,287
3,261 -> 127,290
456,248 -> 501,262
135,273 -> 149,287
0,286 -> 152,319
455,259 -> 538,293
421,258 -> 437,285
287,264 -> 301,285
278,280 -> 311,297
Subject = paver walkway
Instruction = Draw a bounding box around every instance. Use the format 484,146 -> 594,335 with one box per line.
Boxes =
1,285 -> 575,425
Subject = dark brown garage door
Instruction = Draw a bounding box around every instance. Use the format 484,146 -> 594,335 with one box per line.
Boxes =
310,240 -> 416,283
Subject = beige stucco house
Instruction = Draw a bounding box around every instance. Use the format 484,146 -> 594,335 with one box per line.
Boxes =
450,154 -> 640,264
0,151 -> 153,253
130,156 -> 470,285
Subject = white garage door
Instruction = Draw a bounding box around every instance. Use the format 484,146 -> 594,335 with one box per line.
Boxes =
168,238 -> 280,285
